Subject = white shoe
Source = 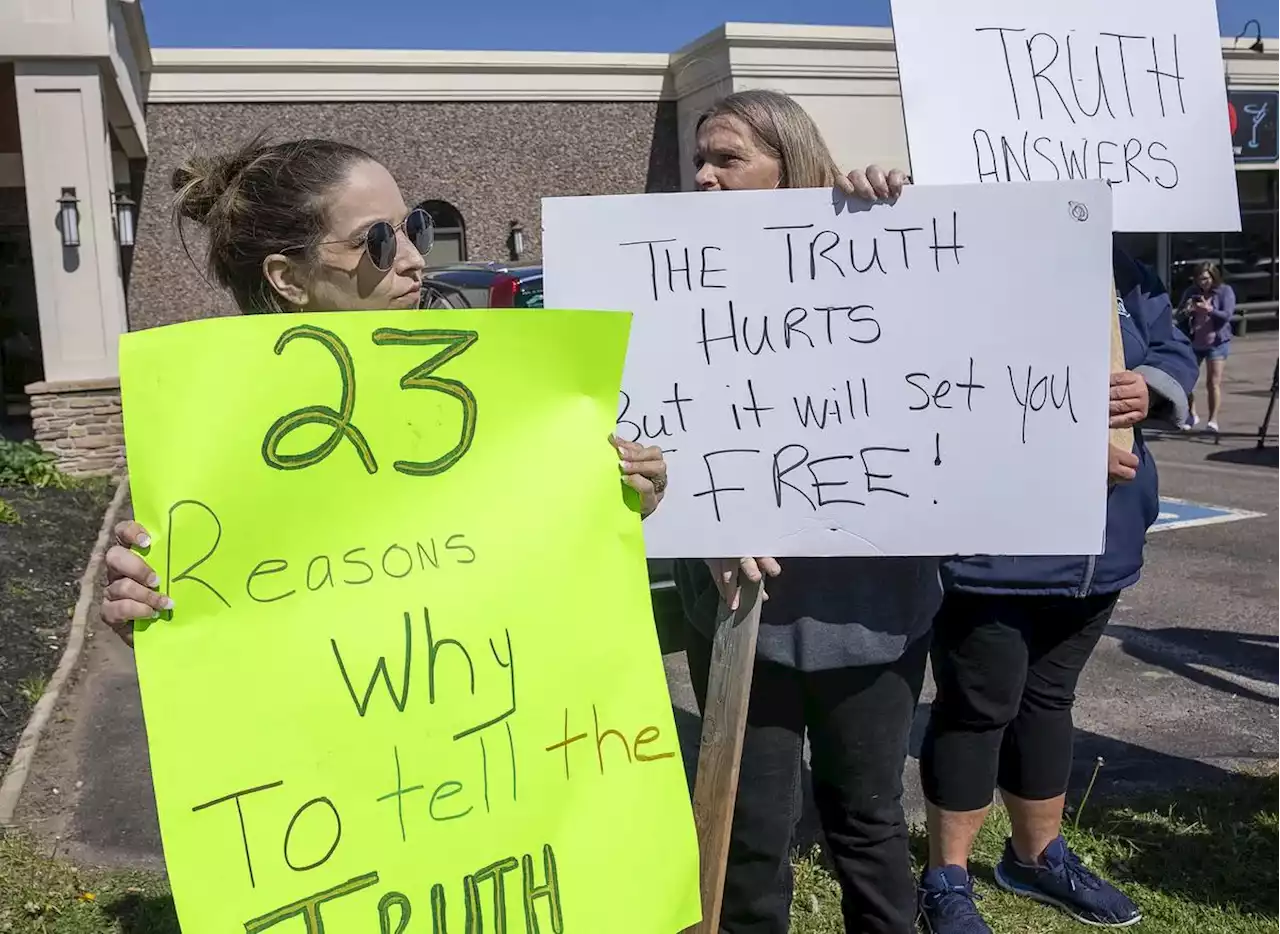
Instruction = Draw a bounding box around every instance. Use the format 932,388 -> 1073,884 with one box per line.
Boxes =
1206,420 -> 1219,433
1182,414 -> 1199,431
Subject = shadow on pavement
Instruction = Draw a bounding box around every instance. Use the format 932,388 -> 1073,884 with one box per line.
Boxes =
1206,445 -> 1278,468
1066,728 -> 1258,793
1107,624 -> 1278,706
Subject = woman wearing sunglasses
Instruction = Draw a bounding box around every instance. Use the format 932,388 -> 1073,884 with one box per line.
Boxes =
100,136 -> 667,637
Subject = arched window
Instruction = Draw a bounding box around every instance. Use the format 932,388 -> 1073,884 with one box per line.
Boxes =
418,199 -> 466,265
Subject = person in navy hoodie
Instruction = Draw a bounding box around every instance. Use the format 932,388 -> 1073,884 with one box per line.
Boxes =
917,246 -> 1197,934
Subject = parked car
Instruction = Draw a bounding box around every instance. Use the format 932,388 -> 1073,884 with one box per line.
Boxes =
420,262 -> 543,310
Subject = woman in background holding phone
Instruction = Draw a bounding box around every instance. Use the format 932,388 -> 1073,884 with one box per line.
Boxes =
1178,261 -> 1236,433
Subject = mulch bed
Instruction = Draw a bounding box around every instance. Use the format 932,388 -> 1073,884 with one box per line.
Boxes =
0,483 -> 112,770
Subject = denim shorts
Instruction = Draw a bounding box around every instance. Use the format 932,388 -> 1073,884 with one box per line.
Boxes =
1195,343 -> 1230,363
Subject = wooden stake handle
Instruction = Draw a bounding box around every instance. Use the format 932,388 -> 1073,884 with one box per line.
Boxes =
685,579 -> 764,934
1110,288 -> 1134,451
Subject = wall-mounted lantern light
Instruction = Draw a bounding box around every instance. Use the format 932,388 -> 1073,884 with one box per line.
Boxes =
58,187 -> 81,249
112,189 -> 137,248
509,220 -> 525,261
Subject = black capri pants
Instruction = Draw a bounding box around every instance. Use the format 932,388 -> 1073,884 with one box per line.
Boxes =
920,590 -> 1118,812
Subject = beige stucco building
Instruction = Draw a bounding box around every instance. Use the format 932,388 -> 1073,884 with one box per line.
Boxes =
1,1 -> 1276,472
1,0 -> 148,472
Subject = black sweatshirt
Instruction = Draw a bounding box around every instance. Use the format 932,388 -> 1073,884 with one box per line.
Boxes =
675,556 -> 941,672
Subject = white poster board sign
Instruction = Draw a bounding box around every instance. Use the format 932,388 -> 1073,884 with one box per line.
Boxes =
544,182 -> 1113,558
890,0 -> 1240,233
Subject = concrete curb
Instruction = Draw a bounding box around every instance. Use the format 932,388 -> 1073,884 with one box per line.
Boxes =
0,473 -> 130,829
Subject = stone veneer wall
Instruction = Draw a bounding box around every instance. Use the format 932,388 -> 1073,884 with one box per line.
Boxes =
27,379 -> 126,475
128,100 -> 681,329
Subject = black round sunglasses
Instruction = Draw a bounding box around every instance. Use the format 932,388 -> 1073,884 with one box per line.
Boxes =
294,207 -> 435,271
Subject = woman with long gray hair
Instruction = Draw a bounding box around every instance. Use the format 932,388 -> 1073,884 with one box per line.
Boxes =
675,89 -> 931,934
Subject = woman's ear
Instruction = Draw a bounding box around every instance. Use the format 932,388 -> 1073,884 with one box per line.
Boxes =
262,254 -> 310,308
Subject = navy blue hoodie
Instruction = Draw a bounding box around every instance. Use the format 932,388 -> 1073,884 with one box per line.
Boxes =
941,247 -> 1198,597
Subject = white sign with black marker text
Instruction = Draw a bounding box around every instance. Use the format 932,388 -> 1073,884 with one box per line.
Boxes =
543,181 -> 1113,558
890,0 -> 1240,233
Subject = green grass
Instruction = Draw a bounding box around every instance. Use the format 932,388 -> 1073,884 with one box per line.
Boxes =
794,771 -> 1279,934
0,773 -> 1274,933
0,834 -> 175,934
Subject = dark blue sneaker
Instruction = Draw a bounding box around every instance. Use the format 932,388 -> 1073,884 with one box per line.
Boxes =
994,836 -> 1141,927
918,865 -> 992,934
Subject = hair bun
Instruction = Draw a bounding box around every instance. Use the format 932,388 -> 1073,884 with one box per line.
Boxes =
170,137 -> 267,226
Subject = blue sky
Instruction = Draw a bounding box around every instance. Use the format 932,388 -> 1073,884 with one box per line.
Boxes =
143,0 -> 1278,51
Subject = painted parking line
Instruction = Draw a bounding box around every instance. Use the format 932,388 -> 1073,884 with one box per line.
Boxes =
1150,497 -> 1266,533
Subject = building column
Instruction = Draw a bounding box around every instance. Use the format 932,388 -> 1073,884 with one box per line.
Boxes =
16,60 -> 126,474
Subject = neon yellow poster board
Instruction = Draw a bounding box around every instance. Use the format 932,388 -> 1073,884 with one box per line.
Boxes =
119,309 -> 701,934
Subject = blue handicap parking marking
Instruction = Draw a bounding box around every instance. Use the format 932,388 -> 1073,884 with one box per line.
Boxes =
1151,498 -> 1266,533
